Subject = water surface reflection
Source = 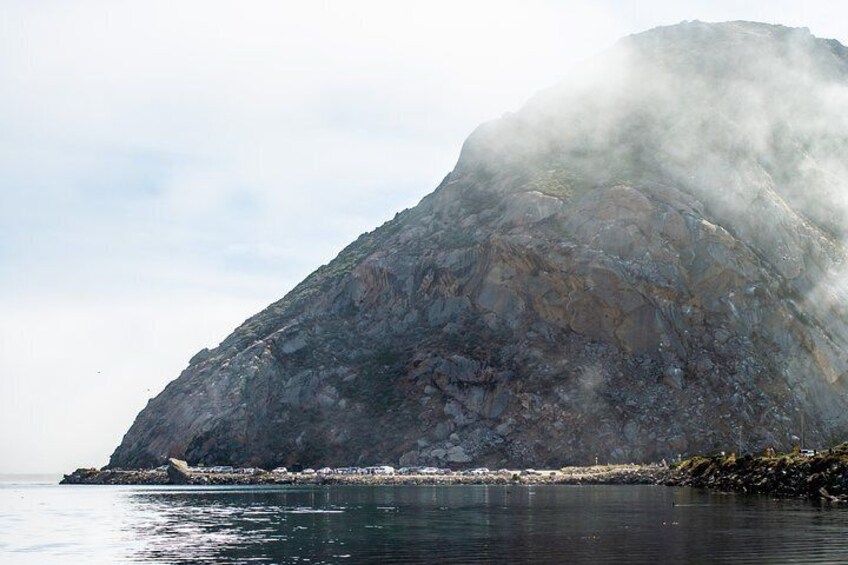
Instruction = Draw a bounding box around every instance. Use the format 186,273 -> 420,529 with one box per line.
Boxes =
121,485 -> 848,563
4,482 -> 848,563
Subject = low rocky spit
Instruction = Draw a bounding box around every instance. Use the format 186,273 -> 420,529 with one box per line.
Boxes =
61,462 -> 665,487
61,444 -> 848,501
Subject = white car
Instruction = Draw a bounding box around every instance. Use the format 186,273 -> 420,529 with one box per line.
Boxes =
271,467 -> 288,474
369,466 -> 395,475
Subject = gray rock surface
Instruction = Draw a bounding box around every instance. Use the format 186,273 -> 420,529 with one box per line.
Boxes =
110,22 -> 848,470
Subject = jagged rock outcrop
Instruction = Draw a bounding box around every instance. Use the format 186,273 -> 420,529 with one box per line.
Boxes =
110,21 -> 848,470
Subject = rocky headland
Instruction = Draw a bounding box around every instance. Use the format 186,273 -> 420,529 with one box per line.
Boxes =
104,21 -> 848,472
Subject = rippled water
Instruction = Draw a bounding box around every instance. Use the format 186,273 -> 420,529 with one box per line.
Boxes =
3,478 -> 848,563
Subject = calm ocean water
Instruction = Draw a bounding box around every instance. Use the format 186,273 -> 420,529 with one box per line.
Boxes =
2,478 -> 848,564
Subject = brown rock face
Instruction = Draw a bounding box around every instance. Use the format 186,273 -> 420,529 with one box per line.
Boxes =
110,21 -> 848,470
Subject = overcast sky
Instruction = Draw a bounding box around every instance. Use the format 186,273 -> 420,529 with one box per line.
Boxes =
1,1 -> 846,474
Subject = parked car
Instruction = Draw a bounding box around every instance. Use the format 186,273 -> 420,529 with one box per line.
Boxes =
366,465 -> 396,475
334,467 -> 359,475
271,467 -> 288,474
398,467 -> 424,475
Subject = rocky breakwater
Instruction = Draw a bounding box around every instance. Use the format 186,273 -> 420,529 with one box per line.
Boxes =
666,444 -> 848,500
62,462 -> 667,486
61,467 -> 168,485
61,459 -> 272,486
322,465 -> 667,486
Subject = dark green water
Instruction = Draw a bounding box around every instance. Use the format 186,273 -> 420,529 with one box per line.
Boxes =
3,481 -> 848,563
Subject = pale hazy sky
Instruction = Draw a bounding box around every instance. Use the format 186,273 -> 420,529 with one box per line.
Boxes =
1,1 -> 846,474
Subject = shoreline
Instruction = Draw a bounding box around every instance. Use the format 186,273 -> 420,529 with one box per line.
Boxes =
61,444 -> 848,502
61,463 -> 666,487
663,448 -> 848,501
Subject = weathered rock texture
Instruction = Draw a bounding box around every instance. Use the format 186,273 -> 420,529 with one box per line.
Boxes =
110,21 -> 848,470
666,445 -> 848,500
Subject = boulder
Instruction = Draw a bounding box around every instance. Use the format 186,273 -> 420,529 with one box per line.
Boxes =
166,458 -> 191,485
446,446 -> 472,464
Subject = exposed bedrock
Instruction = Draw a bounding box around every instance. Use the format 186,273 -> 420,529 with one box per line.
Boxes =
110,21 -> 848,470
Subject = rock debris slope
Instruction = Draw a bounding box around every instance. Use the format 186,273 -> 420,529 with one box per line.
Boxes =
110,21 -> 848,469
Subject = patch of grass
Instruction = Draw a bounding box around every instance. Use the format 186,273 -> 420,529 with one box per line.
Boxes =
524,166 -> 596,201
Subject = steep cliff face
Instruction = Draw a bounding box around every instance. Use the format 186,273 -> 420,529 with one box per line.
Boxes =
110,21 -> 848,469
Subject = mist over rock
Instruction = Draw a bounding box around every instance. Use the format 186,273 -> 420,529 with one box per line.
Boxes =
110,21 -> 848,470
